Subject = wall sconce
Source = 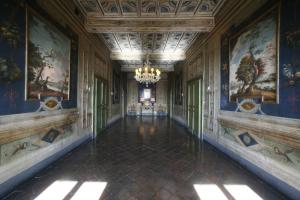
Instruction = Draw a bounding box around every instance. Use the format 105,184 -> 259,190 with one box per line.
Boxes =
207,86 -> 213,93
110,92 -> 114,96
181,93 -> 184,97
85,85 -> 91,92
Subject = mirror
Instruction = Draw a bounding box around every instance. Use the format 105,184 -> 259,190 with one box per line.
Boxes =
138,83 -> 156,103
144,89 -> 151,99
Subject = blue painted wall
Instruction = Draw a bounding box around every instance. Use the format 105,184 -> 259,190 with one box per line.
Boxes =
220,0 -> 300,119
0,0 -> 78,116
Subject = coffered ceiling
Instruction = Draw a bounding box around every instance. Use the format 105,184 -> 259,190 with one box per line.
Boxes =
101,31 -> 198,71
78,0 -> 224,17
119,60 -> 177,72
75,0 -> 225,71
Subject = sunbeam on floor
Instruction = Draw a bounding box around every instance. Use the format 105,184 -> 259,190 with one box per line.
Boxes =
194,184 -> 264,200
34,180 -> 78,200
34,180 -> 107,200
224,184 -> 263,200
194,184 -> 228,200
71,181 -> 107,200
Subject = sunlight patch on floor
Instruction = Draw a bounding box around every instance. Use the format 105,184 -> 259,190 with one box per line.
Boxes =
224,185 -> 263,200
34,180 -> 78,200
193,184 -> 228,200
71,181 -> 107,200
34,180 -> 107,200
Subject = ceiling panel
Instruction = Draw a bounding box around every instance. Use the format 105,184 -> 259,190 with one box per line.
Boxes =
121,0 -> 138,14
120,60 -> 176,72
79,0 -> 100,12
180,0 -> 199,13
159,0 -> 179,14
100,0 -> 119,14
100,32 -> 198,53
77,0 -> 225,71
141,0 -> 157,15
79,0 -> 224,16
198,0 -> 221,12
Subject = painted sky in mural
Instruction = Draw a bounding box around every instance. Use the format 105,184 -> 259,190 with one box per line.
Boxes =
229,15 -> 277,102
27,12 -> 71,99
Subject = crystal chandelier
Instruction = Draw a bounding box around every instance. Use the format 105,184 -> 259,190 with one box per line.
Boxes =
134,59 -> 161,86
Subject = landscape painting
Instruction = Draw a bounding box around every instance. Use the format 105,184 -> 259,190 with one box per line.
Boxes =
26,9 -> 71,100
229,12 -> 278,102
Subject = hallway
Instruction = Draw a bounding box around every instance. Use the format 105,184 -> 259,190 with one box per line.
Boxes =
4,117 -> 288,200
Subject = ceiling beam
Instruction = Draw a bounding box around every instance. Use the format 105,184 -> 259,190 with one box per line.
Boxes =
121,65 -> 175,72
85,15 -> 214,33
110,52 -> 186,61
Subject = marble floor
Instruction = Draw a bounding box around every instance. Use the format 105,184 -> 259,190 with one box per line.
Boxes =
4,117 -> 289,200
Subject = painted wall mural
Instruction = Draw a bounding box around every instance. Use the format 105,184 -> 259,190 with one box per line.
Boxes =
0,121 -> 77,165
0,0 -> 22,84
280,0 -> 300,117
26,8 -> 71,100
0,0 -> 78,116
219,124 -> 300,175
229,12 -> 278,103
220,1 -> 300,119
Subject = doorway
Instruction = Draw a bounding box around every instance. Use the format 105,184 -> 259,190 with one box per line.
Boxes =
187,78 -> 203,138
94,76 -> 108,136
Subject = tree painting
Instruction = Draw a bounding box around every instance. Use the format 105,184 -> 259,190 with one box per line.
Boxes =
26,10 -> 70,100
229,13 -> 277,102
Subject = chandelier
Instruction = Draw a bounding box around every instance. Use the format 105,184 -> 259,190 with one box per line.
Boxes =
134,59 -> 161,86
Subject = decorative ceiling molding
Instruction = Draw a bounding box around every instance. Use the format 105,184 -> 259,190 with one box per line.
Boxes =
110,52 -> 186,61
78,0 -> 225,17
102,32 -> 196,71
78,0 -> 224,32
76,0 -> 226,71
102,32 -> 198,53
119,60 -> 176,72
85,16 -> 214,32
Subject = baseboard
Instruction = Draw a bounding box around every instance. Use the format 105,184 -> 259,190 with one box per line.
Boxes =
107,114 -> 122,126
171,116 -> 188,128
0,134 -> 92,198
203,134 -> 300,200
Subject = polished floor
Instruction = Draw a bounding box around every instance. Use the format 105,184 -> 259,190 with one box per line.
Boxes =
4,117 -> 289,200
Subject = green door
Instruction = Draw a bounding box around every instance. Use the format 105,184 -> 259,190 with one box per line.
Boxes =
187,82 -> 193,132
187,78 -> 203,137
193,80 -> 199,135
94,77 -> 108,135
101,81 -> 108,130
